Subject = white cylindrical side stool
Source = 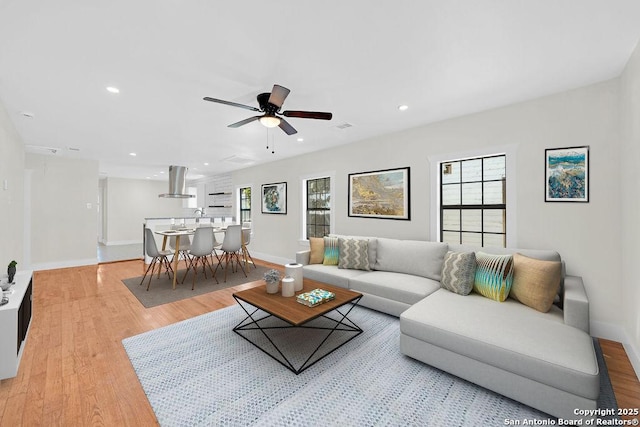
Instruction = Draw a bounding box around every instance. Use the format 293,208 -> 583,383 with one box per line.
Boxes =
281,276 -> 295,297
285,263 -> 304,291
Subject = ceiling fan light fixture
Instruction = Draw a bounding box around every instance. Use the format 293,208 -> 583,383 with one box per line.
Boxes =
259,115 -> 281,128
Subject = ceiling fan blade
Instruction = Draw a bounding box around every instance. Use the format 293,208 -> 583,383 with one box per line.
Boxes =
282,110 -> 333,120
228,116 -> 261,128
268,85 -> 290,109
204,97 -> 260,112
278,118 -> 297,135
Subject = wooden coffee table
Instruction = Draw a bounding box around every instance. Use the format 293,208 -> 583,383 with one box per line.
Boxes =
232,281 -> 363,374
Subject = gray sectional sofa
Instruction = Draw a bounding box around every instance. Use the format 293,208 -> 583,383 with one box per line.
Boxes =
295,235 -> 599,420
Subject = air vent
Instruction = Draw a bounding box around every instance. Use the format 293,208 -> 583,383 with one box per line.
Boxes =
223,155 -> 255,165
335,122 -> 353,130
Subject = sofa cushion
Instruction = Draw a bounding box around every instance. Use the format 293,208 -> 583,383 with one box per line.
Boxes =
441,251 -> 476,295
349,271 -> 441,305
473,252 -> 514,302
323,236 -> 340,265
374,238 -> 448,280
330,234 -> 378,267
338,238 -> 370,271
302,264 -> 368,289
400,290 -> 599,400
510,253 -> 562,313
309,237 -> 325,264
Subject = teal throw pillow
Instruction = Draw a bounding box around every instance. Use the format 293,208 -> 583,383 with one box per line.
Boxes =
322,236 -> 340,266
473,251 -> 514,302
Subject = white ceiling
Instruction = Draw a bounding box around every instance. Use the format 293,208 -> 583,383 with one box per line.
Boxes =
1,1 -> 639,181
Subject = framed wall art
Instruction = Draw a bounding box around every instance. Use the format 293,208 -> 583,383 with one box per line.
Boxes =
348,167 -> 410,220
261,182 -> 287,214
545,146 -> 589,202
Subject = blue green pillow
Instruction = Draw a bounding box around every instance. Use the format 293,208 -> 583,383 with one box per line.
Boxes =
473,251 -> 514,302
322,236 -> 340,266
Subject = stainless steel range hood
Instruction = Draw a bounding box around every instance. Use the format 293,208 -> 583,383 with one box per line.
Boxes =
158,165 -> 195,198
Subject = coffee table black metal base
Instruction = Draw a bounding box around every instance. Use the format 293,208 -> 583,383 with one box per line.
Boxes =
232,295 -> 363,375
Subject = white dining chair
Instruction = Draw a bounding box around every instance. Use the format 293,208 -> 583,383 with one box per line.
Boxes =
140,228 -> 174,291
241,222 -> 256,269
216,224 -> 247,282
168,225 -> 192,270
182,227 -> 219,290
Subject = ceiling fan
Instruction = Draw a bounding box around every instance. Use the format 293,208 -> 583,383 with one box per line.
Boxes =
203,84 -> 332,135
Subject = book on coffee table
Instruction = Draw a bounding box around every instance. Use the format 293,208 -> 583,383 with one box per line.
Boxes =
296,288 -> 336,307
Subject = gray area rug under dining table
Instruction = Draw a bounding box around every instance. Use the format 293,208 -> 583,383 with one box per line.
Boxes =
121,263 -> 269,308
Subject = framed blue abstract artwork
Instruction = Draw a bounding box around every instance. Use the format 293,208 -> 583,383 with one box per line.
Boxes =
545,146 -> 589,202
261,182 -> 287,214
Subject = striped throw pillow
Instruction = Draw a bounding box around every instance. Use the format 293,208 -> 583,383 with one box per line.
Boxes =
441,251 -> 476,295
338,238 -> 370,271
473,251 -> 514,302
322,236 -> 340,266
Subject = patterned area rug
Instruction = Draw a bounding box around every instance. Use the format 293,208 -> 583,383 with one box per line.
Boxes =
122,305 -> 618,426
121,263 -> 269,308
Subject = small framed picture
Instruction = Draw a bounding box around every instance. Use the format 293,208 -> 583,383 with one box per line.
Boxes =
545,146 -> 589,202
261,182 -> 287,214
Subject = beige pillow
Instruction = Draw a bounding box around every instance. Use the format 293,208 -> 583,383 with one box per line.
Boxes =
309,237 -> 325,264
510,253 -> 562,312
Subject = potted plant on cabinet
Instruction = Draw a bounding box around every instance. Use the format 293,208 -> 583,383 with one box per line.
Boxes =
7,260 -> 17,284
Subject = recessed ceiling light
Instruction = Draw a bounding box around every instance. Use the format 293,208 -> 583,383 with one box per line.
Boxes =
296,138 -> 304,142
398,105 -> 409,111
106,86 -> 120,94
129,152 -> 136,156
204,162 -> 209,166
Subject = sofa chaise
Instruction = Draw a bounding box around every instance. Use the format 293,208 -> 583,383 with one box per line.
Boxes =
295,235 -> 599,420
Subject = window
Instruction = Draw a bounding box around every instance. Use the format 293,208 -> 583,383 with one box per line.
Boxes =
239,187 -> 251,224
306,177 -> 331,238
440,154 -> 506,247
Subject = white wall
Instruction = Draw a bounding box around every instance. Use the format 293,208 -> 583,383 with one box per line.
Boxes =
25,153 -> 99,270
0,101 -> 24,270
103,177 -> 184,245
619,39 -> 640,375
233,79 -> 623,339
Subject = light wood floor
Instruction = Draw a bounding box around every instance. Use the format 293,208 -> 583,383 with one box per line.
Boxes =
0,260 -> 638,426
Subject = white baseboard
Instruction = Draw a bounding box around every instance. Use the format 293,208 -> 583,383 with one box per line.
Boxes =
28,258 -> 97,271
103,240 -> 142,246
250,251 -> 296,267
591,320 -> 640,379
623,340 -> 640,380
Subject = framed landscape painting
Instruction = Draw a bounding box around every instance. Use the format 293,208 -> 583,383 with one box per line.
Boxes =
545,146 -> 589,202
261,182 -> 287,214
348,167 -> 410,220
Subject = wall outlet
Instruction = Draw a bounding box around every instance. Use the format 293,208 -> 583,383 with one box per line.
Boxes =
86,203 -> 92,209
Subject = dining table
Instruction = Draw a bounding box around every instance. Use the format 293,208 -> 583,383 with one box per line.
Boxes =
154,225 -> 249,289
154,228 -> 196,289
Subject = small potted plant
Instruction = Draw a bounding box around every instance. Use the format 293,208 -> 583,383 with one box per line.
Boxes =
263,269 -> 281,294
7,260 -> 17,284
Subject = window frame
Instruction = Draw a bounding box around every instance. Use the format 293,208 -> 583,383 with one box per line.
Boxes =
440,154 -> 506,247
239,186 -> 251,224
300,171 -> 335,242
429,145 -> 518,248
